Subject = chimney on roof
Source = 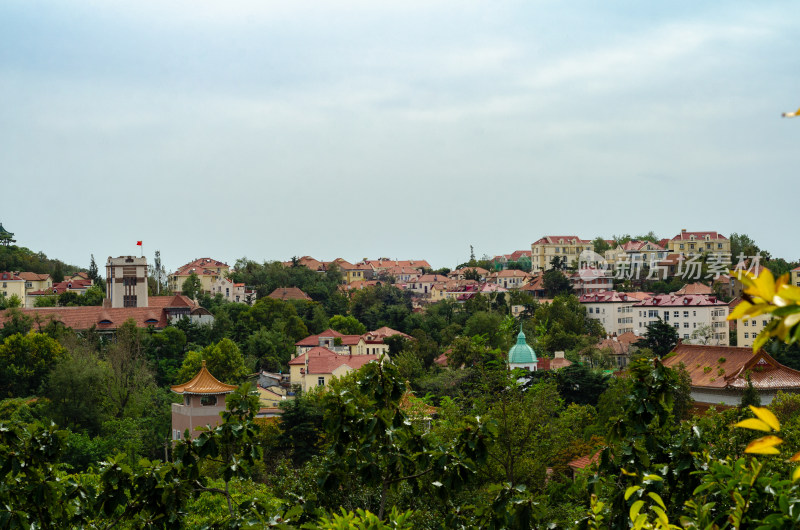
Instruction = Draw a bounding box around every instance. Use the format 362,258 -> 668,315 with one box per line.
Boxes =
681,228 -> 686,233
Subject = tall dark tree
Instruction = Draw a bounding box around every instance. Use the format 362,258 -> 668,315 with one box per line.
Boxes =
543,269 -> 572,297
181,271 -> 202,300
636,317 -> 679,357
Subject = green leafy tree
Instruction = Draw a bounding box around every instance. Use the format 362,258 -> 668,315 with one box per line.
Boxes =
329,315 -> 367,335
181,271 -> 203,299
176,338 -> 249,385
543,269 -> 572,297
636,318 -> 679,357
0,331 -> 66,397
593,237 -> 611,255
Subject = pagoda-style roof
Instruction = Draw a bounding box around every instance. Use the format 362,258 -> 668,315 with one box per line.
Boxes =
171,361 -> 238,395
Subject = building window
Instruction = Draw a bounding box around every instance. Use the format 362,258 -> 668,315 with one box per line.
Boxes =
744,333 -> 749,339
684,322 -> 689,328
683,311 -> 689,317
684,334 -> 689,339
744,320 -> 748,327
123,295 -> 138,308
317,377 -> 325,386
201,395 -> 218,406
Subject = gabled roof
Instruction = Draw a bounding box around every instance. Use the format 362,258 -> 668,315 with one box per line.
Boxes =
532,236 -> 590,245
16,272 -> 50,281
580,291 -> 637,303
673,283 -> 714,296
172,258 -> 229,277
1,306 -> 170,330
268,287 -> 312,301
148,295 -> 197,308
633,294 -> 726,307
568,451 -> 601,471
295,328 -> 364,347
663,344 -> 800,391
0,272 -> 22,281
171,361 -> 238,395
366,326 -> 412,341
670,231 -> 728,241
289,347 -> 379,374
620,240 -> 665,252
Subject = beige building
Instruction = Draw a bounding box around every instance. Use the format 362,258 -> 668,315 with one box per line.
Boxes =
288,347 -> 379,392
17,272 -> 52,299
580,291 -> 640,336
634,293 -> 730,345
106,256 -> 148,308
730,297 -> 773,348
488,269 -> 531,289
667,230 -> 730,257
0,272 -> 26,307
792,266 -> 800,288
530,236 -> 593,273
169,258 -> 230,294
211,277 -> 256,305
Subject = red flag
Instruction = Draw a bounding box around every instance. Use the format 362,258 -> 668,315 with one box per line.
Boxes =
136,241 -> 142,246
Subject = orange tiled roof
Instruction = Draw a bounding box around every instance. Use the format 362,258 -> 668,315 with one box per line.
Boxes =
673,283 -> 713,296
671,231 -> 728,241
268,287 -> 312,301
16,272 -> 50,281
663,344 -> 800,391
0,306 -> 169,330
172,258 -> 229,277
171,361 -> 238,395
568,451 -> 601,470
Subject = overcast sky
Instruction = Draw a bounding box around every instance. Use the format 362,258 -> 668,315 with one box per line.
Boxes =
2,0 -> 798,273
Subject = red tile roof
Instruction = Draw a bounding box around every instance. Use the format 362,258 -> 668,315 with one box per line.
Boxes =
568,451 -> 601,470
268,287 -> 312,301
0,306 -> 169,330
670,231 -> 728,241
633,294 -> 726,307
663,344 -> 800,391
148,295 -> 197,308
15,272 -> 50,281
295,329 -> 364,347
365,326 -> 412,341
532,236 -> 590,245
673,283 -> 713,296
0,272 -> 22,281
172,258 -> 229,277
289,347 -> 379,374
579,291 -> 638,304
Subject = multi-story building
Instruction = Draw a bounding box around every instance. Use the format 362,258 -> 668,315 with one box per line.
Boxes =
605,240 -> 667,266
106,256 -> 148,308
488,269 -> 531,289
667,229 -> 730,257
211,276 -> 257,304
791,266 -> 800,288
288,347 -> 379,392
580,291 -> 640,336
730,297 -> 774,348
0,272 -> 26,306
491,250 -> 532,271
530,236 -> 593,273
570,269 -> 613,295
169,258 -> 230,295
17,272 -> 52,297
633,293 -> 730,345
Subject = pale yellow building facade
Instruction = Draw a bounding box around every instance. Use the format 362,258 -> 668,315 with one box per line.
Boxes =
530,236 -> 592,273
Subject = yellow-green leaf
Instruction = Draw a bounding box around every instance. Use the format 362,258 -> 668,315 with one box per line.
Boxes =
729,300 -> 753,321
643,474 -> 663,481
749,406 -> 781,432
650,505 -> 669,527
744,435 -> 783,454
793,466 -> 800,482
734,418 -> 771,432
647,491 -> 666,510
625,485 -> 640,501
630,500 -> 645,522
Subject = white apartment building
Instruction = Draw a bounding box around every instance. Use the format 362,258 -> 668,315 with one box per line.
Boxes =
634,294 -> 729,346
580,291 -> 639,336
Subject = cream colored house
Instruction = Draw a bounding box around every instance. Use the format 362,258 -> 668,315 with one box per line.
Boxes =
288,347 -> 379,392
580,291 -> 640,336
791,266 -> 800,288
210,276 -> 256,305
634,293 -> 730,346
169,258 -> 230,294
605,240 -> 667,266
667,230 -> 730,257
0,272 -> 26,307
531,236 -> 593,272
488,269 -> 531,289
730,297 -> 773,348
18,272 -> 52,296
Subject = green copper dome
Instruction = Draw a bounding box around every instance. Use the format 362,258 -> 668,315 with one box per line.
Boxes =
508,330 -> 537,365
